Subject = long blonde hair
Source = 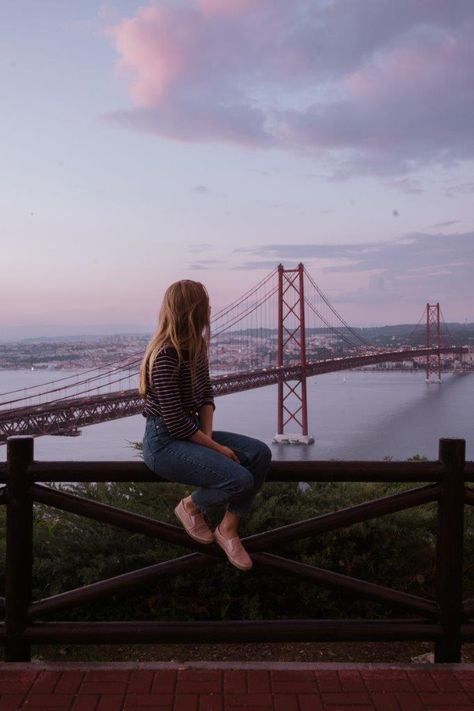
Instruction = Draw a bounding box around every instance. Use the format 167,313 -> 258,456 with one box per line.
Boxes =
139,280 -> 210,396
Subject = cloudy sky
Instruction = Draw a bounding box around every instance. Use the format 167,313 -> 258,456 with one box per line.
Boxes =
1,0 -> 473,338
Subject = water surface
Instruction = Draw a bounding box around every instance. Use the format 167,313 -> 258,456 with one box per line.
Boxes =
0,370 -> 472,462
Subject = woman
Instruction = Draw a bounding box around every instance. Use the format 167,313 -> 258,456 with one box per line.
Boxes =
139,279 -> 272,571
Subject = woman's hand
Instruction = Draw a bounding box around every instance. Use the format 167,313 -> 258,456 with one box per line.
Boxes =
217,444 -> 240,463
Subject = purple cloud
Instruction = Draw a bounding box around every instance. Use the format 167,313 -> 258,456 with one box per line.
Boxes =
430,220 -> 460,229
445,182 -> 474,197
236,232 -> 474,306
104,1 -> 474,177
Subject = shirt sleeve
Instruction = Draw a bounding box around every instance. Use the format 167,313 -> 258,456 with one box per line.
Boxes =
150,349 -> 199,439
201,355 -> 215,411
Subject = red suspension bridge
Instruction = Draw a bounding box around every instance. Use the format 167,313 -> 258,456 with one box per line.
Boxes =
0,264 -> 467,444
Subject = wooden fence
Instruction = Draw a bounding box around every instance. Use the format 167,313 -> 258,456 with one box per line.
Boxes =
0,435 -> 473,663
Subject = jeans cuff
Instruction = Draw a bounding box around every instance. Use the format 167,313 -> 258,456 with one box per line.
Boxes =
226,506 -> 250,519
190,493 -> 209,516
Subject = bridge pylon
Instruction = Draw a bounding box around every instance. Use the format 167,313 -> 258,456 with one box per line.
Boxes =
426,302 -> 442,383
273,263 -> 314,445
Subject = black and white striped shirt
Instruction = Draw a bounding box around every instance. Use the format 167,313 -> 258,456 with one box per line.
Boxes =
143,346 -> 215,439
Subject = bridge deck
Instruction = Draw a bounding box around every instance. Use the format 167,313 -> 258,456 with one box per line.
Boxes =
0,346 -> 467,443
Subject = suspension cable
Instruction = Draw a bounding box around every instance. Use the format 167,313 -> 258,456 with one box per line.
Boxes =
17,370 -> 140,410
0,348 -> 145,399
439,306 -> 459,346
211,268 -> 277,322
404,306 -> 427,344
305,271 -> 373,348
304,298 -> 364,350
0,357 -> 142,408
211,285 -> 279,338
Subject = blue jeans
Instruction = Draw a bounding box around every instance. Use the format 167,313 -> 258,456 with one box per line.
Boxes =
142,415 -> 272,518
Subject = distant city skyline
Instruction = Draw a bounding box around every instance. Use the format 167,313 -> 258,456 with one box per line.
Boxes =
2,0 -> 473,339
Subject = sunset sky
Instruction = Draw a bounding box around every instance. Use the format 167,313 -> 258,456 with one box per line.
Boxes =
2,0 -> 473,339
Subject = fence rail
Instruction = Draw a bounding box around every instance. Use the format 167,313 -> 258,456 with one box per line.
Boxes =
0,435 -> 473,663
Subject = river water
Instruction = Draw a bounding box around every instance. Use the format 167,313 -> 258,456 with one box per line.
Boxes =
0,369 -> 472,462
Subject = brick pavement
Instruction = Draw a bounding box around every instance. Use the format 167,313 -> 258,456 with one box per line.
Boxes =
0,662 -> 473,710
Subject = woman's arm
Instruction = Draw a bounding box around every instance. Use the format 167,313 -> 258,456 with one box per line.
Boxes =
151,349 -> 199,439
198,402 -> 213,437
201,354 -> 215,412
190,427 -> 239,462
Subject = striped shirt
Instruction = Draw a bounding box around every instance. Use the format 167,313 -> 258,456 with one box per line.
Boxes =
142,346 -> 215,439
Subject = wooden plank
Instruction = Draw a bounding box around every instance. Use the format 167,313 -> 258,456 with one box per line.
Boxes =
25,459 -> 454,483
463,598 -> 474,619
253,553 -> 438,616
29,552 -> 218,617
465,487 -> 474,505
22,619 -> 441,644
461,623 -> 474,641
435,439 -> 466,663
31,484 -> 198,548
245,484 -> 441,551
5,436 -> 34,661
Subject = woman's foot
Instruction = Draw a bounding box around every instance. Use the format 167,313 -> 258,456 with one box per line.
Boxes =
174,496 -> 214,544
214,524 -> 253,571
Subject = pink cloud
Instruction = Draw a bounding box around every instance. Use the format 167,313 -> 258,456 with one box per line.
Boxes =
197,0 -> 261,18
346,36 -> 468,102
103,0 -> 474,176
111,6 -> 195,106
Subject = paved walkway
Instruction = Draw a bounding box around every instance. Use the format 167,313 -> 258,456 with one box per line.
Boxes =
1,662 -> 474,710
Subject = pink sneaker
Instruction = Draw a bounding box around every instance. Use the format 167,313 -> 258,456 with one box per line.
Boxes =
214,525 -> 253,571
174,498 -> 214,544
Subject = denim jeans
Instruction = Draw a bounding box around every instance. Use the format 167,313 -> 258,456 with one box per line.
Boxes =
142,415 -> 272,518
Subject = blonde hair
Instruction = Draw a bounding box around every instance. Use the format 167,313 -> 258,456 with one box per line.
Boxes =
139,280 -> 210,397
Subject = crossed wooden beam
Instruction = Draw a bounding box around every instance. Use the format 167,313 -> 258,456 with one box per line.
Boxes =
23,480 -> 462,620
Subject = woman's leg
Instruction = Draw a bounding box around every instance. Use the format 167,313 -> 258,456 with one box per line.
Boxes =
210,431 -> 272,519
143,429 -> 256,517
204,432 -> 271,569
143,420 -> 272,568
203,430 -> 271,546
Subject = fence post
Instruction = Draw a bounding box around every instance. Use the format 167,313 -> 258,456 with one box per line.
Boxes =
435,438 -> 465,662
5,436 -> 34,662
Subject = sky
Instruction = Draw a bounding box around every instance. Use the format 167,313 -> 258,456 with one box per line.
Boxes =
1,0 -> 473,339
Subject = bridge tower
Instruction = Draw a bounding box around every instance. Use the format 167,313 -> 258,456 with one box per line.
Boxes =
273,263 -> 314,445
426,302 -> 442,383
